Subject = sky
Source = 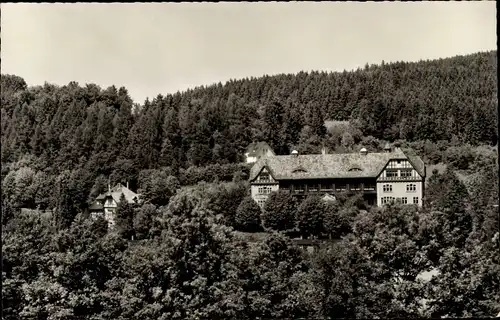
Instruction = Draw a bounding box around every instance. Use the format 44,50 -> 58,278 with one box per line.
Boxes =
1,2 -> 496,104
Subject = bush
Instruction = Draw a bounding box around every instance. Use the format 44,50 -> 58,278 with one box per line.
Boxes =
262,191 -> 297,233
444,145 -> 474,170
133,203 -> 158,240
235,197 -> 262,232
296,196 -> 324,239
323,203 -> 356,239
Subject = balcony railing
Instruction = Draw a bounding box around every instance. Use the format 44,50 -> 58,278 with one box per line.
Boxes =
286,189 -> 376,195
378,176 -> 421,181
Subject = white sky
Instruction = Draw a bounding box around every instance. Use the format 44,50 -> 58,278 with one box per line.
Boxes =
1,2 -> 496,103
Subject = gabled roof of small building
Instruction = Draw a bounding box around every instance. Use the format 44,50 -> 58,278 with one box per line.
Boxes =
249,147 -> 425,181
245,141 -> 275,157
96,194 -> 106,200
89,202 -> 104,211
99,183 -> 139,204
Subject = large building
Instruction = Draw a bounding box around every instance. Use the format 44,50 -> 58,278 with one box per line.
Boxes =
249,146 -> 425,208
244,141 -> 276,164
89,183 -> 140,227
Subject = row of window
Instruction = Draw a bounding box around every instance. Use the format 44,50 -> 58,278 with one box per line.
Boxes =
285,184 -> 376,192
258,172 -> 271,182
257,199 -> 266,208
381,196 -> 419,205
382,184 -> 417,193
383,168 -> 417,179
386,160 -> 412,169
258,186 -> 273,194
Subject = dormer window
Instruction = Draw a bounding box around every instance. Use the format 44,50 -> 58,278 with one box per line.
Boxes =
349,167 -> 362,172
292,166 -> 307,174
258,172 -> 270,182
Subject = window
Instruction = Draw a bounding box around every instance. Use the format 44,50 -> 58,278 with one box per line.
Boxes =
401,160 -> 412,168
383,184 -> 392,193
292,167 -> 307,174
350,184 -> 361,191
336,184 -> 346,192
257,199 -> 266,208
295,185 -> 305,193
413,197 -> 419,204
258,186 -> 272,194
308,184 -> 319,192
401,169 -> 412,178
402,197 -> 408,204
386,170 -> 398,178
406,184 -> 416,192
258,172 -> 270,182
381,197 -> 396,204
364,183 -> 375,191
387,161 -> 397,169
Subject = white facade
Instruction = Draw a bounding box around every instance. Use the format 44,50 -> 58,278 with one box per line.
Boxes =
245,153 -> 258,164
245,145 -> 275,164
250,168 -> 279,208
376,159 -> 424,206
103,198 -> 117,227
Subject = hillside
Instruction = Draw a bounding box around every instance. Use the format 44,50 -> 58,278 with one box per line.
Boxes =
2,51 -> 497,173
2,51 -> 499,319
1,51 -> 498,208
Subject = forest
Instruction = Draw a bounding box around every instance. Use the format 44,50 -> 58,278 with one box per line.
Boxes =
1,50 -> 499,319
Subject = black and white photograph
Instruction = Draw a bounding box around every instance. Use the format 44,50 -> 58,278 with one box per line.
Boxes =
1,2 -> 498,319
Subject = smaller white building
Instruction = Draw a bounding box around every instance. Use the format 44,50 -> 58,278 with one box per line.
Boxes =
244,141 -> 275,164
89,183 -> 140,227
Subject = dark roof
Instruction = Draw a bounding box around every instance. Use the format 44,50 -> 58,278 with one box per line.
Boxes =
249,147 -> 425,181
89,202 -> 104,211
96,183 -> 140,204
245,141 -> 275,157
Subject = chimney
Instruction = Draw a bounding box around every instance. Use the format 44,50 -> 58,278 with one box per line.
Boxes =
384,144 -> 392,153
108,178 -> 111,192
126,181 -> 129,189
360,147 -> 368,156
291,150 -> 299,157
321,146 -> 327,155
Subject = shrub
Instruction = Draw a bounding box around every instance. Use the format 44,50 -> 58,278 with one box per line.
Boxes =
262,191 -> 297,233
235,197 -> 262,232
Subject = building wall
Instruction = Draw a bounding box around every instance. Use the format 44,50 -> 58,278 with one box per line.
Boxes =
251,184 -> 280,208
251,167 -> 279,207
376,181 -> 423,206
376,159 -> 424,206
104,198 -> 117,227
245,145 -> 275,163
246,155 -> 258,163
